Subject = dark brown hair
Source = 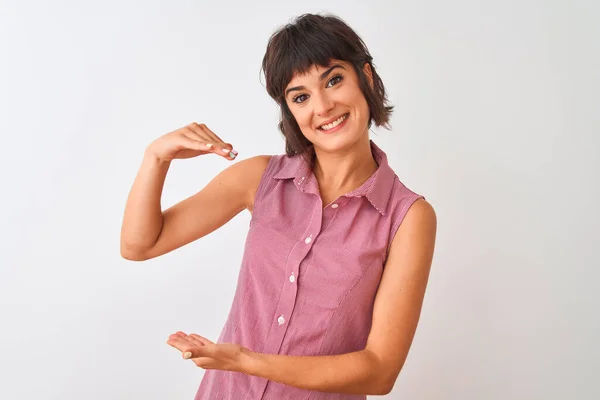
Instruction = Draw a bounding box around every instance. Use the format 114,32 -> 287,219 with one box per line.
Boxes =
261,13 -> 394,161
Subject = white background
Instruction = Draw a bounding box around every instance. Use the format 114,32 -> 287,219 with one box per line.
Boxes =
1,0 -> 598,398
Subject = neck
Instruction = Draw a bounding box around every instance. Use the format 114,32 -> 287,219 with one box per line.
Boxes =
312,136 -> 378,196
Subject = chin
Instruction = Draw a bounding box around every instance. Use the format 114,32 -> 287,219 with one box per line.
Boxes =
312,131 -> 363,153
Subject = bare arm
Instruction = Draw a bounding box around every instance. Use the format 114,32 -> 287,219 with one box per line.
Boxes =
120,153 -> 270,261
119,150 -> 171,259
120,122 -> 270,261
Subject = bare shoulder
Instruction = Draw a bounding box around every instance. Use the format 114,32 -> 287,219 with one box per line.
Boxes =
223,155 -> 272,212
392,198 -> 437,250
406,198 -> 436,225
239,154 -> 273,171
404,198 -> 436,233
227,154 -> 272,177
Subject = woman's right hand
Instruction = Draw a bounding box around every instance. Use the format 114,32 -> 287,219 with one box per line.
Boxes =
146,122 -> 238,162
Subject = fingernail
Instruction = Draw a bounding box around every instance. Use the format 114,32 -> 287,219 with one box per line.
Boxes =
205,143 -> 213,148
183,352 -> 192,359
231,150 -> 238,155
229,151 -> 237,158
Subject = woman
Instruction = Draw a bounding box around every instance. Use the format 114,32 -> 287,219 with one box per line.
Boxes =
121,13 -> 437,400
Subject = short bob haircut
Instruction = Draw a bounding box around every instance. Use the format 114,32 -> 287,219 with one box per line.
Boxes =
261,13 -> 394,162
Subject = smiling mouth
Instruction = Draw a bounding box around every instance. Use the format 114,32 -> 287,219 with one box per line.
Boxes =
318,113 -> 349,131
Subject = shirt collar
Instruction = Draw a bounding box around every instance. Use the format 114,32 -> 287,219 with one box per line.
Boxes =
273,140 -> 396,215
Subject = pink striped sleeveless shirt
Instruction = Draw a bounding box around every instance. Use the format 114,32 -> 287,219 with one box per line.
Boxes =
194,140 -> 423,399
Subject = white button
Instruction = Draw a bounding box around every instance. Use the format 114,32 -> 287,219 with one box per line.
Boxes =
278,315 -> 285,325
289,274 -> 295,283
331,203 -> 339,209
305,237 -> 312,244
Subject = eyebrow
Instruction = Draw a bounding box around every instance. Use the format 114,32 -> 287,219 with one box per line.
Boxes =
285,64 -> 346,97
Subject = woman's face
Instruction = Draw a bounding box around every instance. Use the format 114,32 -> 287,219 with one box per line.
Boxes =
284,60 -> 373,153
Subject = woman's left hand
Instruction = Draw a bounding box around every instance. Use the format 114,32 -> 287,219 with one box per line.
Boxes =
166,331 -> 248,371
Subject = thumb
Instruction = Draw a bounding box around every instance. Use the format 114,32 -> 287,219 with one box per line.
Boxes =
182,334 -> 214,359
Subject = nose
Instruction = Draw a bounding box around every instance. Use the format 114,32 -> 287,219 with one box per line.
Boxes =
312,91 -> 335,117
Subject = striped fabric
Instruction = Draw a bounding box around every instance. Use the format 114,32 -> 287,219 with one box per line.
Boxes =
194,140 -> 423,400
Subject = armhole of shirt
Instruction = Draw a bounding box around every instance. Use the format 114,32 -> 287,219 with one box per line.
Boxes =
385,193 -> 425,258
251,154 -> 280,217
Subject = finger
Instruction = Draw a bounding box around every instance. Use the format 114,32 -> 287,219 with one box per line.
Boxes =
186,335 -> 206,348
186,335 -> 216,359
198,123 -> 226,144
186,122 -> 237,159
178,134 -> 206,151
166,335 -> 189,351
181,132 -> 207,148
167,332 -> 196,348
183,126 -> 213,151
180,340 -> 207,360
186,123 -> 211,143
167,336 -> 204,359
189,333 -> 214,346
191,357 -> 212,368
198,124 -> 238,160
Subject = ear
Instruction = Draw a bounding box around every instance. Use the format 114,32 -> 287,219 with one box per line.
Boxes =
363,62 -> 374,89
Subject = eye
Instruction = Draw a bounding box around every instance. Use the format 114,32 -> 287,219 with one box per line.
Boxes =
291,74 -> 344,104
292,94 -> 308,104
326,74 -> 343,88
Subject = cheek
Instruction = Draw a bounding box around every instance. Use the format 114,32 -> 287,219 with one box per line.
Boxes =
339,85 -> 367,110
292,109 -> 312,129
352,90 -> 370,118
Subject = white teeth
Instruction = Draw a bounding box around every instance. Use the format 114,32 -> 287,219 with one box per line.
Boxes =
320,114 -> 347,131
